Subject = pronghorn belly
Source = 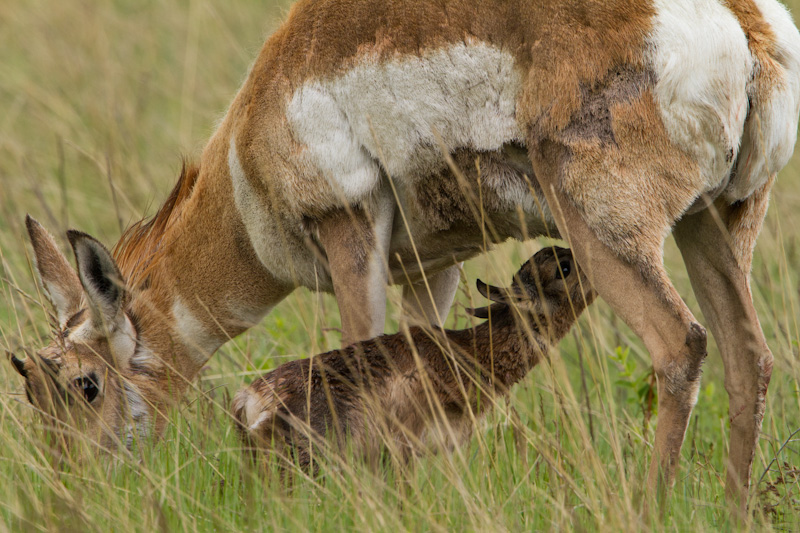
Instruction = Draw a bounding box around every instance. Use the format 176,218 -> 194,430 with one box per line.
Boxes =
387,147 -> 557,282
286,41 -> 524,201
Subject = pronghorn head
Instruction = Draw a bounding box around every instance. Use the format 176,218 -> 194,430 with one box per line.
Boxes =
9,216 -> 140,455
472,247 -> 596,341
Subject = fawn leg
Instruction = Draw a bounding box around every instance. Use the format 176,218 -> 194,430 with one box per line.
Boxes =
530,142 -> 707,499
674,184 -> 774,511
402,263 -> 462,327
317,195 -> 394,345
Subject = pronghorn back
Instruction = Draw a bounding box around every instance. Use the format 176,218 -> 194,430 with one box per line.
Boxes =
227,0 -> 799,289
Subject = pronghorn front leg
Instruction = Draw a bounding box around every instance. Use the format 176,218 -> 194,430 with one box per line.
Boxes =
402,263 -> 462,327
674,184 -> 774,511
317,191 -> 394,346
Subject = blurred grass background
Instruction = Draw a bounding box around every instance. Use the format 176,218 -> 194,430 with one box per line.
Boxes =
2,0 -> 800,530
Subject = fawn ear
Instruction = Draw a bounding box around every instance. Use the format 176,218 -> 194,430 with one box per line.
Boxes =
67,230 -> 127,331
467,303 -> 508,319
26,215 -> 83,326
475,279 -> 524,304
7,351 -> 28,378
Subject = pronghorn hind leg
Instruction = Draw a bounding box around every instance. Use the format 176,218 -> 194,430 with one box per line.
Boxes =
402,263 -> 462,327
529,136 -> 707,503
674,183 -> 774,512
317,192 -> 394,346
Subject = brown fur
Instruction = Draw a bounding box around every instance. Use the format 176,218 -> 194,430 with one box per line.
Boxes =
13,0 -> 798,510
26,217 -> 84,326
286,0 -> 654,136
317,207 -> 381,344
113,162 -> 201,291
233,247 -> 594,468
553,83 -> 701,305
236,0 -> 654,220
725,0 -> 781,98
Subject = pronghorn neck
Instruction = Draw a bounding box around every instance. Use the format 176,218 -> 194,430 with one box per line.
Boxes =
114,127 -> 291,385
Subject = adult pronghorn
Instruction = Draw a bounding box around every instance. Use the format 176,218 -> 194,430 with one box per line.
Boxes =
9,0 -> 800,508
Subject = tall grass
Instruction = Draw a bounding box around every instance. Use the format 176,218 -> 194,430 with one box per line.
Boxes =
1,1 -> 800,530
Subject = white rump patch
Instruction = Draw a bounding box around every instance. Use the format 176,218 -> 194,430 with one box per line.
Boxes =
287,42 -> 524,201
730,0 -> 800,200
649,0 -> 753,191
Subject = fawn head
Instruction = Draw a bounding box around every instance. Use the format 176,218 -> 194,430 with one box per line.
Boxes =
8,216 -> 139,455
472,246 -> 595,339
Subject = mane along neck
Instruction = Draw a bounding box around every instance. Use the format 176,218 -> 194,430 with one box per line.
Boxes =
113,161 -> 201,291
110,136 -> 290,387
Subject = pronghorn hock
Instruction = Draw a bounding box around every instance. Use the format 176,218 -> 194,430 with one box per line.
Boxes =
9,0 -> 800,507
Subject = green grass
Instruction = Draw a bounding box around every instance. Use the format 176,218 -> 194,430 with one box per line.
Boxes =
2,1 -> 800,531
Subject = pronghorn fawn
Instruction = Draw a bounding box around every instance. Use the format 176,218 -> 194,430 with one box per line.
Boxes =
233,247 -> 594,469
9,0 -> 800,509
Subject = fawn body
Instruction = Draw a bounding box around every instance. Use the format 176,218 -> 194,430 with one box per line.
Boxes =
233,247 -> 594,467
11,0 -> 800,505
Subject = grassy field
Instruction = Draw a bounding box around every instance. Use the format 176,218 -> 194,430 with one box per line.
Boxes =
2,1 -> 800,531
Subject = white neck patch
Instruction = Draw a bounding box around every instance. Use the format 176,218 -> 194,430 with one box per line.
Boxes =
171,298 -> 224,365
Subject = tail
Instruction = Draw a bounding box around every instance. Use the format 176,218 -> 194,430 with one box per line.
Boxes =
231,388 -> 254,443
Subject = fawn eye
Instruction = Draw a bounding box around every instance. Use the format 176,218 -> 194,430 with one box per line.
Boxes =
557,261 -> 571,278
75,375 -> 99,403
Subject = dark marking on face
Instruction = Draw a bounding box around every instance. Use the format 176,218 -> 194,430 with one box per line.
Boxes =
86,248 -> 116,301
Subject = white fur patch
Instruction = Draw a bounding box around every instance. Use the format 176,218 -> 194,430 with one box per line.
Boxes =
287,85 -> 382,199
649,0 -> 753,192
233,45 -> 554,292
69,317 -> 96,344
43,283 -> 77,327
67,313 -> 137,368
123,382 -> 150,449
365,187 -> 394,336
249,410 -> 272,431
287,42 -> 523,198
171,299 -> 223,365
110,315 -> 138,368
728,0 -> 800,200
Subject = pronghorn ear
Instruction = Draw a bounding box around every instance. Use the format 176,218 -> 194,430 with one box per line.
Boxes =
67,230 -> 127,331
26,215 -> 83,326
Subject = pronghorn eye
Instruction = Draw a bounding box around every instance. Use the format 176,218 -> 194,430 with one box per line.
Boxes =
75,375 -> 99,403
